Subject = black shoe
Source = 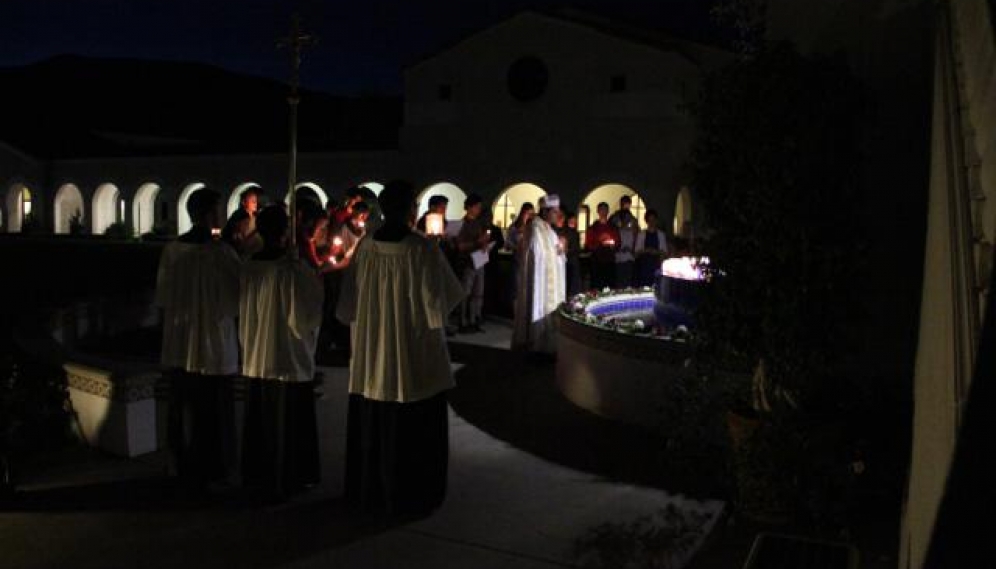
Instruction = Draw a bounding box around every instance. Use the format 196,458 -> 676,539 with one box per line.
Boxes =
471,324 -> 485,333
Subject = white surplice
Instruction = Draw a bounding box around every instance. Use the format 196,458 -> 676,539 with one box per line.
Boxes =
155,240 -> 241,375
336,233 -> 465,403
511,217 -> 566,353
239,256 -> 324,383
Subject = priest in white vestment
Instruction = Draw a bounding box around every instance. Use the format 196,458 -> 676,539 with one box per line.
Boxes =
239,205 -> 324,499
336,180 -> 465,515
511,196 -> 567,353
155,188 -> 240,490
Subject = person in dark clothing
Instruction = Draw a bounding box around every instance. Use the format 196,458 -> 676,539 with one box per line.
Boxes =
584,202 -> 620,290
556,208 -> 583,297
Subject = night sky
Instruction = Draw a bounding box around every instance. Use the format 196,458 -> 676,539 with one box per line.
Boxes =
1,0 -> 724,95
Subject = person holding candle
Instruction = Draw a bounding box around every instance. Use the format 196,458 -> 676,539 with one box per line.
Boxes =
583,202 -> 620,290
155,188 -> 240,494
335,180 -> 465,515
416,195 -> 449,236
239,205 -> 324,501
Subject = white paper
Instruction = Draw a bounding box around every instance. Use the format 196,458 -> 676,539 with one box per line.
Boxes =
471,246 -> 492,270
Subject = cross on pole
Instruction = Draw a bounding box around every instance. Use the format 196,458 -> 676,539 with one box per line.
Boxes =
278,12 -> 316,250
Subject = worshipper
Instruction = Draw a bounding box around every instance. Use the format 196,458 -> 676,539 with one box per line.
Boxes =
319,201 -> 370,352
609,195 -> 639,288
486,213 -> 505,254
416,195 -> 449,236
239,205 -> 323,501
332,201 -> 370,258
634,209 -> 668,288
506,202 -> 535,306
221,186 -> 263,258
511,195 -> 566,354
455,193 -> 491,333
556,209 -> 583,297
505,202 -> 535,252
584,202 -> 620,290
296,198 -> 339,274
335,180 -> 465,516
155,188 -> 240,493
330,187 -> 364,227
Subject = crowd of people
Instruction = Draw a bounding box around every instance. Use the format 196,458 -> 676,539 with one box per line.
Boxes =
154,181 -> 669,513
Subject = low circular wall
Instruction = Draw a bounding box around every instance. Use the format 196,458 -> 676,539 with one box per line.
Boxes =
555,311 -> 693,431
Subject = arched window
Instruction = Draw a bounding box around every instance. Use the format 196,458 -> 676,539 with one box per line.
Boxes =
417,182 -> 468,221
284,182 -> 329,209
132,183 -> 161,235
359,181 -> 385,196
54,183 -> 85,234
491,183 -> 547,229
177,182 -> 207,235
580,183 -> 649,241
92,183 -> 121,235
4,184 -> 32,233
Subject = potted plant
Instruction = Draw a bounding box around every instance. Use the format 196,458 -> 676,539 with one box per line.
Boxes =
685,39 -> 867,526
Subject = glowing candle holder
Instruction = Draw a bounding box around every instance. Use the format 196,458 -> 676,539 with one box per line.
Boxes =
425,213 -> 445,236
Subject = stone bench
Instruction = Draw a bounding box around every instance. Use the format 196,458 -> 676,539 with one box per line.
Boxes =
64,362 -> 160,457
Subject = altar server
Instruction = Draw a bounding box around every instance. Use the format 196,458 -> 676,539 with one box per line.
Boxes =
155,188 -> 240,491
239,205 -> 324,499
336,180 -> 465,515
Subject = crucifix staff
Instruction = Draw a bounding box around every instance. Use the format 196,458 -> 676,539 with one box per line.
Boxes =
278,12 -> 316,250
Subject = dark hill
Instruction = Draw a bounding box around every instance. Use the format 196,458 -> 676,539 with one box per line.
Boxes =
0,55 -> 401,159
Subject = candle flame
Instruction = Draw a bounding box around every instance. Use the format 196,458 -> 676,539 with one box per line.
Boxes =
661,256 -> 710,281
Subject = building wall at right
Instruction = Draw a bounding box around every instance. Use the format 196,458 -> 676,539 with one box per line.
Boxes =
901,1 -> 995,567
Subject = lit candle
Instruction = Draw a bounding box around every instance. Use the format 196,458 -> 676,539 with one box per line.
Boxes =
211,228 -> 221,237
328,255 -> 338,266
604,239 -> 615,247
357,220 -> 366,229
425,213 -> 444,236
333,237 -> 343,247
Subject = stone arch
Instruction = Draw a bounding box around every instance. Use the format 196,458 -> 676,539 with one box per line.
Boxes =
4,183 -> 33,233
177,182 -> 207,235
491,182 -> 547,229
285,182 -> 329,209
418,182 -> 467,221
227,182 -> 262,217
580,183 -> 649,240
359,181 -> 385,196
674,187 -> 693,238
132,183 -> 162,235
92,183 -> 123,235
54,183 -> 85,234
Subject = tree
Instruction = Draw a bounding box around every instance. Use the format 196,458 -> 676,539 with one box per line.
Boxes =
687,41 -> 868,524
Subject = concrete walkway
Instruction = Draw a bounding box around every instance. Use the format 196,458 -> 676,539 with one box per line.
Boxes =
1,321 -> 723,569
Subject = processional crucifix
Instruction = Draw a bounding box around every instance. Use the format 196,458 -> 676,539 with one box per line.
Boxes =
278,12 -> 316,248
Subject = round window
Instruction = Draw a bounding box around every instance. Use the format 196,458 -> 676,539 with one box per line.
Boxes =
507,56 -> 549,102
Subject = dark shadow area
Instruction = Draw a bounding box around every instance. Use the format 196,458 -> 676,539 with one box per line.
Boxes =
2,476 -> 416,569
445,342 -> 728,499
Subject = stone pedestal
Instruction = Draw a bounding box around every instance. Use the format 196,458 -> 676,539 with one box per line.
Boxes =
64,363 -> 159,457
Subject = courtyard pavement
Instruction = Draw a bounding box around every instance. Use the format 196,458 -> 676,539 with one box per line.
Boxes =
1,320 -> 726,569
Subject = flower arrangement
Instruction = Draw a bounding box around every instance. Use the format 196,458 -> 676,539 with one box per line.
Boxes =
559,287 -> 692,341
